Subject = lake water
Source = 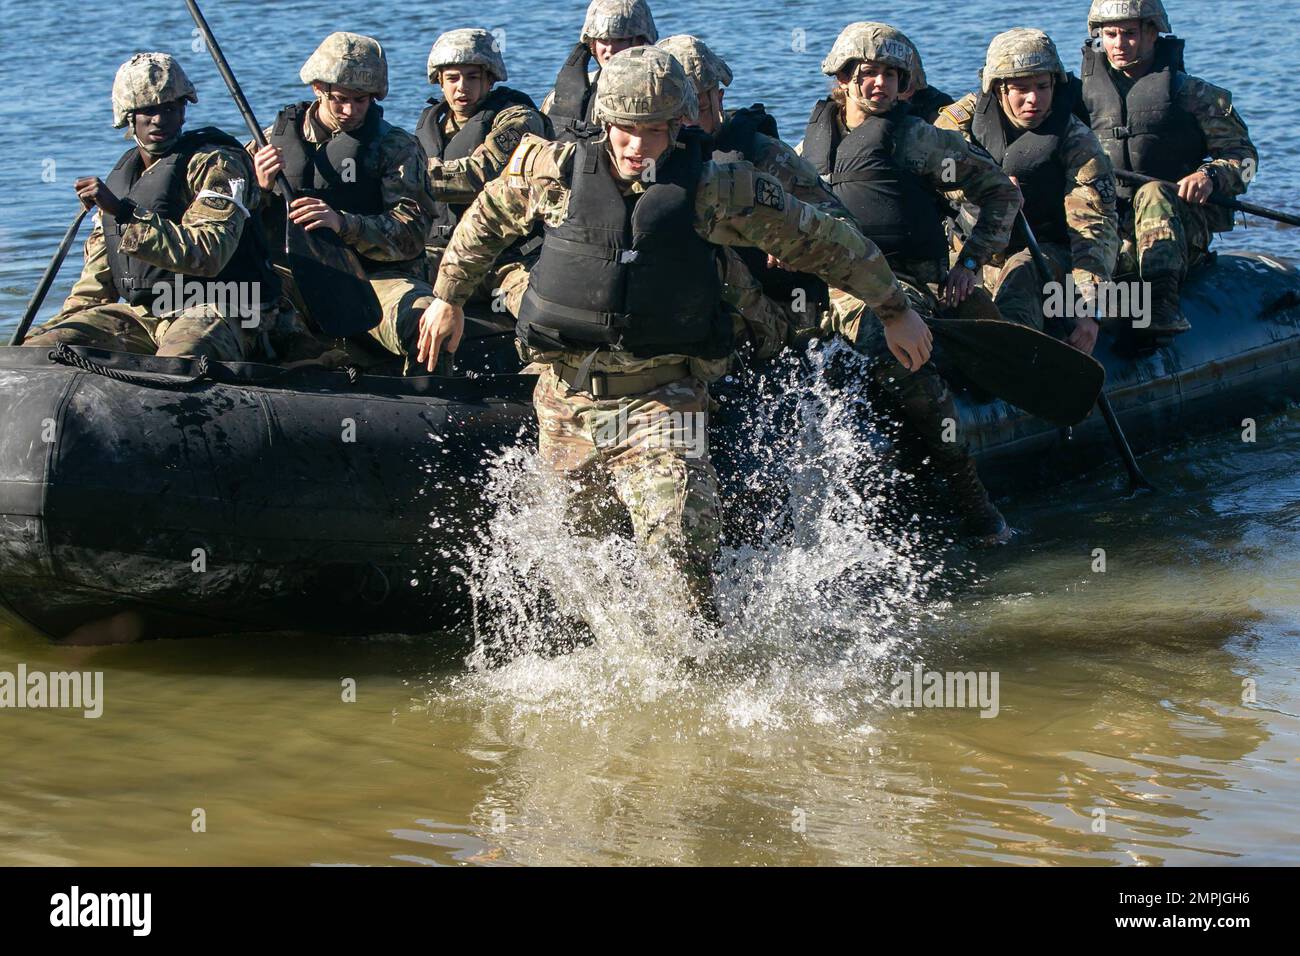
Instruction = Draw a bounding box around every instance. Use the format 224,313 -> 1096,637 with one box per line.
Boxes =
0,0 -> 1297,866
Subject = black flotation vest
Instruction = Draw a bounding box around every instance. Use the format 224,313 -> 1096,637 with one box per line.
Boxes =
969,85 -> 1074,249
1080,36 -> 1206,202
710,105 -> 829,313
102,127 -> 277,310
549,42 -> 601,142
265,101 -> 420,274
415,86 -> 542,248
516,128 -> 730,358
801,100 -> 949,265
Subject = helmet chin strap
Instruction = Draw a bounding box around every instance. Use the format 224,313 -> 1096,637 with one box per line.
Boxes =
128,116 -> 180,156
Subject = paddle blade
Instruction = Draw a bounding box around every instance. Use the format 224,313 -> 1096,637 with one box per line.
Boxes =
285,220 -> 383,336
929,318 -> 1105,426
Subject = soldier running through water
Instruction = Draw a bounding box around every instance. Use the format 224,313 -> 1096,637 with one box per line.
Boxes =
417,46 -> 926,624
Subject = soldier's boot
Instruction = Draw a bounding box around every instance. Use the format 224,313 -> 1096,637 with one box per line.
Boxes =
942,455 -> 1013,548
1144,272 -> 1191,335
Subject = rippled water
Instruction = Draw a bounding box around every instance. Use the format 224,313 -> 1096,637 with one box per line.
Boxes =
1,0 -> 1298,866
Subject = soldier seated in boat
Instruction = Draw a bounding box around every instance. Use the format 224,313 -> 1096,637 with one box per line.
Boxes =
416,28 -> 551,327
937,29 -> 1119,355
542,0 -> 658,142
248,32 -> 439,373
24,53 -> 283,362
799,22 -> 1023,547
1076,0 -> 1258,335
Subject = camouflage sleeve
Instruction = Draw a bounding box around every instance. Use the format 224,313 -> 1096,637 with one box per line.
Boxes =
337,127 -> 434,262
696,161 -> 909,321
115,144 -> 253,278
749,133 -> 853,223
427,105 -> 551,204
433,134 -> 574,304
1062,120 -> 1119,287
933,93 -> 977,136
56,218 -> 118,314
1181,76 -> 1258,196
919,122 -> 1022,267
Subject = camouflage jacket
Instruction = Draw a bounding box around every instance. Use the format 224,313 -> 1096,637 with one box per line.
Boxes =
718,129 -> 851,223
253,101 -> 434,265
59,142 -> 260,316
425,103 -> 551,205
937,93 -> 1119,288
434,133 -> 909,372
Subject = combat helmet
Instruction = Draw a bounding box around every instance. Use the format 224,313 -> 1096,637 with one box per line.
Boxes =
427,28 -> 507,84
112,52 -> 197,128
593,45 -> 695,126
300,32 -> 388,100
581,0 -> 659,44
821,22 -> 916,92
980,29 -> 1069,94
657,35 -> 732,95
1087,0 -> 1171,36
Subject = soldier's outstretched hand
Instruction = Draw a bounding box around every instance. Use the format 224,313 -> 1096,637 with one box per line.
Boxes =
417,299 -> 465,372
883,307 -> 933,371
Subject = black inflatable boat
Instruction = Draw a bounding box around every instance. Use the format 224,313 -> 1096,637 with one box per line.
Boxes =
1,251 -> 1296,642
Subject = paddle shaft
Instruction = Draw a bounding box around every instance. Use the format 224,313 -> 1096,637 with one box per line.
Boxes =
1113,169 -> 1300,228
10,206 -> 91,347
184,0 -> 296,201
1018,213 -> 1155,492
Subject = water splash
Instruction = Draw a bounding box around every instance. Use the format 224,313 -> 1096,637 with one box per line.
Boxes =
446,340 -> 954,730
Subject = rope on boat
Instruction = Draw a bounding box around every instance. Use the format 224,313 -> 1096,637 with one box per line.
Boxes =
48,341 -> 213,388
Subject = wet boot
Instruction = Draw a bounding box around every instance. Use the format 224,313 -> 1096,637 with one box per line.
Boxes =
944,456 -> 1012,548
1144,272 -> 1191,335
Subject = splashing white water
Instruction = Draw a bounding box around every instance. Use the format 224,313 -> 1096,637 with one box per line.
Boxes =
444,340 -> 953,730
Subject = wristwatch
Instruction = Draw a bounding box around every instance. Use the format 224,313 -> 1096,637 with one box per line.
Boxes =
959,255 -> 978,272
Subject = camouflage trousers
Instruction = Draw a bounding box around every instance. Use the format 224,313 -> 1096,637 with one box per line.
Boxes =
826,281 -> 980,474
1118,181 -> 1213,279
983,241 -> 1075,332
23,301 -> 255,361
533,364 -> 720,614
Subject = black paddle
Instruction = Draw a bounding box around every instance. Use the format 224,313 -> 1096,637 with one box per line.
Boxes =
9,206 -> 91,346
1018,213 -> 1157,494
927,314 -> 1104,427
1114,169 -> 1300,228
184,0 -> 381,337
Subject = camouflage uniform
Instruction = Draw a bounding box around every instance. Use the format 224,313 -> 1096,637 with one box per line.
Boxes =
253,33 -> 437,369
421,29 -> 550,323
435,48 -> 909,612
936,29 -> 1119,330
26,54 -> 274,360
1081,1 -> 1257,293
